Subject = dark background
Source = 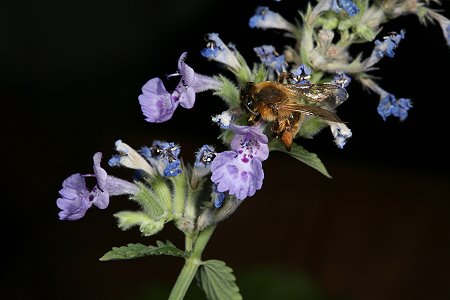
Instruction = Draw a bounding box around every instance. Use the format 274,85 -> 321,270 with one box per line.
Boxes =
2,0 -> 450,299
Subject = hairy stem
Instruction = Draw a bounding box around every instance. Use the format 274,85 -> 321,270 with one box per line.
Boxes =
168,225 -> 216,300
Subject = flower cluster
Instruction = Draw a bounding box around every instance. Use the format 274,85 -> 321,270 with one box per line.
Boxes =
55,1 -> 449,299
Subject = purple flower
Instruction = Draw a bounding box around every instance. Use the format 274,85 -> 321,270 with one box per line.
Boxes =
173,52 -> 222,109
211,125 -> 269,200
57,153 -> 139,221
377,94 -> 412,121
139,78 -> 178,123
139,52 -> 221,123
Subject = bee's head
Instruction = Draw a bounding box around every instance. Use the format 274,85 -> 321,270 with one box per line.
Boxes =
240,82 -> 257,115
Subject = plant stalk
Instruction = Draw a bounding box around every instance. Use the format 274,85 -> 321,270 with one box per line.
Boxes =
168,225 -> 216,300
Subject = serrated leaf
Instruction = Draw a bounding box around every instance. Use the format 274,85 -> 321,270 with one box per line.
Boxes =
197,260 -> 242,300
269,140 -> 331,178
114,211 -> 164,237
99,240 -> 185,261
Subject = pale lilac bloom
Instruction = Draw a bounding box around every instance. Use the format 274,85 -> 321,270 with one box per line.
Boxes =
201,33 -> 242,71
377,94 -> 412,121
211,125 -> 269,200
173,52 -> 222,109
139,52 -> 221,122
249,6 -> 296,33
139,78 -> 178,123
57,153 -> 139,221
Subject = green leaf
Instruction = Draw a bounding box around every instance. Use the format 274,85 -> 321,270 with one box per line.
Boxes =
99,240 -> 185,261
197,260 -> 242,300
269,140 -> 331,178
213,75 -> 240,108
114,211 -> 164,237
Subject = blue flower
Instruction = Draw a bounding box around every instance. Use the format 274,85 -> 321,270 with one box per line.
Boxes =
329,122 -> 352,148
332,0 -> 360,17
249,6 -> 296,32
56,153 -> 139,220
364,30 -> 405,69
254,45 -> 287,76
377,94 -> 412,121
211,125 -> 269,200
140,140 -> 183,177
195,145 -> 217,169
201,33 -> 241,71
212,184 -> 226,208
332,72 -> 351,88
374,30 -> 405,59
290,64 -> 312,84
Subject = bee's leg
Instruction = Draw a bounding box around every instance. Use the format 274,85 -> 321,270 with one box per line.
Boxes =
247,113 -> 260,126
277,72 -> 289,83
271,120 -> 284,138
281,130 -> 294,151
281,113 -> 302,151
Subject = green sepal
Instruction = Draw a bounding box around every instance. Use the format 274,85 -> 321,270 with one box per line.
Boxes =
232,52 -> 252,86
213,75 -> 240,108
170,169 -> 187,220
252,64 -> 268,83
355,23 -> 376,41
197,259 -> 242,300
99,240 -> 185,261
297,116 -> 328,139
114,211 -> 164,237
147,176 -> 172,213
269,140 -> 331,178
130,182 -> 165,220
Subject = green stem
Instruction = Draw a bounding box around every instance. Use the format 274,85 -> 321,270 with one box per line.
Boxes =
168,225 -> 216,300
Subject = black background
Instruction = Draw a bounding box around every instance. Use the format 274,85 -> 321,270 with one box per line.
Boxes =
2,0 -> 450,299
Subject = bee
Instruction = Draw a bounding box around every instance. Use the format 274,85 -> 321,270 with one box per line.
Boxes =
240,73 -> 348,151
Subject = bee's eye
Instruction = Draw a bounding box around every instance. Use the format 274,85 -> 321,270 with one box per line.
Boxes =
246,100 -> 254,109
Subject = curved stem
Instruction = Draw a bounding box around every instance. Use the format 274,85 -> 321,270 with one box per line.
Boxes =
168,225 -> 216,300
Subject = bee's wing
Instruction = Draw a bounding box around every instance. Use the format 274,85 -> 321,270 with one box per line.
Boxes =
277,103 -> 343,123
285,83 -> 348,109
